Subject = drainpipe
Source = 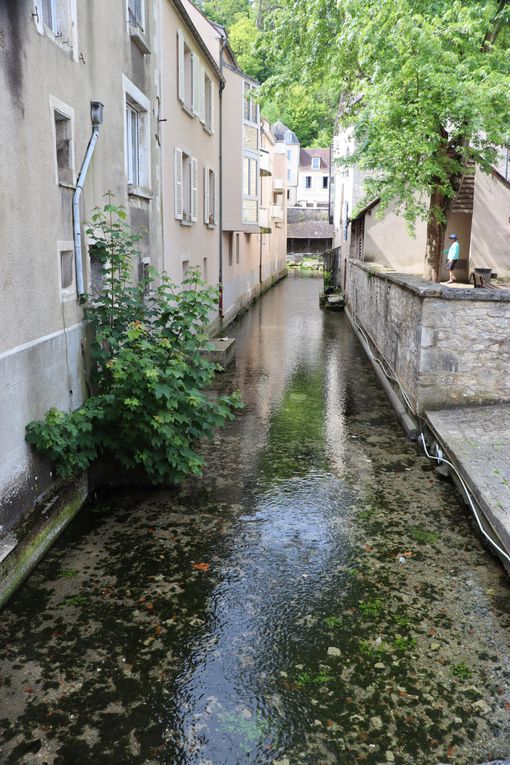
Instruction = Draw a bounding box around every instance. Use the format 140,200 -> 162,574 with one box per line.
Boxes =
73,101 -> 104,299
218,36 -> 227,321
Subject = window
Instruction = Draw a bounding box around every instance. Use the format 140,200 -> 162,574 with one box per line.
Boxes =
204,73 -> 214,132
228,234 -> 233,266
204,165 -> 217,227
243,80 -> 259,224
128,0 -> 144,29
123,75 -> 151,190
285,131 -> 293,142
243,82 -> 258,125
287,150 -> 291,161
323,176 -> 329,189
312,157 -> 321,170
175,148 -> 198,223
287,169 -> 291,181
57,241 -> 75,299
178,31 -> 193,111
287,190 -> 290,200
235,233 -> 240,264
35,0 -> 77,57
182,260 -> 190,280
52,106 -> 74,186
305,176 -> 312,189
202,257 -> 208,282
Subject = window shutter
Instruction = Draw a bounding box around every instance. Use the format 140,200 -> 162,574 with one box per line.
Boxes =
213,171 -> 219,225
199,64 -> 206,123
191,157 -> 198,222
204,165 -> 210,224
209,78 -> 214,133
174,147 -> 183,220
192,54 -> 200,116
177,30 -> 185,103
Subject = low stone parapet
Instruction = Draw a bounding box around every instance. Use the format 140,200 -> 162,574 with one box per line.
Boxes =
345,259 -> 510,413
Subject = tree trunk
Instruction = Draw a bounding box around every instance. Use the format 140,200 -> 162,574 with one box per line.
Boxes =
423,187 -> 447,282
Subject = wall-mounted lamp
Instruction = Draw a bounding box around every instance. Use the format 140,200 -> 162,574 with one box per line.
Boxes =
90,101 -> 104,126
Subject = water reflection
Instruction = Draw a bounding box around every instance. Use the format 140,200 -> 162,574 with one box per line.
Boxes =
1,274 -> 510,765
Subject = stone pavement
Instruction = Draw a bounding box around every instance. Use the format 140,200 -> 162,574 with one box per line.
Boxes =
426,405 -> 510,564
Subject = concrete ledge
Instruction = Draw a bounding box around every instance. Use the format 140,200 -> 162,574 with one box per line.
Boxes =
349,259 -> 510,301
425,406 -> 510,568
199,337 -> 236,369
0,474 -> 88,609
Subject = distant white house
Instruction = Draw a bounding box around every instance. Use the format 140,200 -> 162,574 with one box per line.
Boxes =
272,120 -> 300,206
297,148 -> 330,208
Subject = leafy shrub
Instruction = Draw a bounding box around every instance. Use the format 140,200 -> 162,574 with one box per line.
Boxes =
26,199 -> 242,485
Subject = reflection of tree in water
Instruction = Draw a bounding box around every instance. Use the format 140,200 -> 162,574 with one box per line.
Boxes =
257,366 -> 327,483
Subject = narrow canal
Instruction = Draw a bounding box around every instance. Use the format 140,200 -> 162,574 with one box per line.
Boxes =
1,275 -> 510,765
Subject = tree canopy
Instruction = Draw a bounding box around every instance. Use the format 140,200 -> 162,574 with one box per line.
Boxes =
264,0 -> 510,277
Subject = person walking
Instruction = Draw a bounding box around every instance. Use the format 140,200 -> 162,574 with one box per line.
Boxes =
445,234 -> 460,283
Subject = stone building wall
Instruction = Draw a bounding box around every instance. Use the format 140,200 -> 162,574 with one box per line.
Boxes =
346,260 -> 510,414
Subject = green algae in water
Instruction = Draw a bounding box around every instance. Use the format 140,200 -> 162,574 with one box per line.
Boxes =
59,594 -> 88,607
359,598 -> 384,616
217,711 -> 272,753
451,662 -> 473,680
409,527 -> 440,544
56,569 -> 79,578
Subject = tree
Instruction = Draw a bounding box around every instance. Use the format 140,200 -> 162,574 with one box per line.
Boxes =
266,0 -> 510,280
198,0 -> 252,29
262,82 -> 337,146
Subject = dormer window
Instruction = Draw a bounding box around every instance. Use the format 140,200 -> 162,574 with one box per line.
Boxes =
285,131 -> 293,142
312,157 -> 321,170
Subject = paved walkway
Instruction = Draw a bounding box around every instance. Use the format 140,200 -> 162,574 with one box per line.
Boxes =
426,405 -> 510,562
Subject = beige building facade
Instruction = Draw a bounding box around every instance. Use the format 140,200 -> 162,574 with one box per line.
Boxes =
0,0 -> 288,541
0,0 -> 161,531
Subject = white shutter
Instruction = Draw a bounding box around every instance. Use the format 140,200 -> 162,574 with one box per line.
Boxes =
177,30 -> 185,103
199,64 -> 206,123
213,171 -> 219,225
209,78 -> 214,133
192,54 -> 200,116
204,165 -> 210,224
191,157 -> 198,222
174,147 -> 183,220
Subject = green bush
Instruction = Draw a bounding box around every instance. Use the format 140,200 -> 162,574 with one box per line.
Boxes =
26,199 -> 242,485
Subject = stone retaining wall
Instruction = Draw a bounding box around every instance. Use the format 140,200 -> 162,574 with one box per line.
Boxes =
346,260 -> 510,413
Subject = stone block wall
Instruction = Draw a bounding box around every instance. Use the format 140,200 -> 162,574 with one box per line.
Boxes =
346,260 -> 510,413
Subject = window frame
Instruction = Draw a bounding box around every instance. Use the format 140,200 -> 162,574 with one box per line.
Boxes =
242,80 -> 260,225
305,175 -> 312,189
57,240 -> 76,301
122,75 -> 151,193
49,95 -> 75,187
311,157 -> 321,170
34,0 -> 78,60
127,0 -> 145,30
204,164 -> 218,228
175,147 -> 198,224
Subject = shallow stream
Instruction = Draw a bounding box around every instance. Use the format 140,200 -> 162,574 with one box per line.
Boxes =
1,275 -> 510,764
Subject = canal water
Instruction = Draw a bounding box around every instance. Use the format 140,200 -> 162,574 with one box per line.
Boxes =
1,275 -> 510,765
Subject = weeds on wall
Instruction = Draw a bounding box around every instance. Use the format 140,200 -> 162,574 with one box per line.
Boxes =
26,200 -> 242,485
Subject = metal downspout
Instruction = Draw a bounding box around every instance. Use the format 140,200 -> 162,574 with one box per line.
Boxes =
73,102 -> 104,299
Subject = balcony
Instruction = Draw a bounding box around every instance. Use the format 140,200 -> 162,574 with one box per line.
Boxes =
271,204 -> 283,221
273,178 -> 284,194
260,149 -> 271,177
259,206 -> 272,232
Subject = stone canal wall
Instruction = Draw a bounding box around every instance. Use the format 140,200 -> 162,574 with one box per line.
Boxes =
345,259 -> 510,414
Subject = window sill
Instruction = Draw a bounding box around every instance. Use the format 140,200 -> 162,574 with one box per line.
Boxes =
129,25 -> 151,54
128,185 -> 152,200
206,223 -> 216,230
180,219 -> 193,227
203,125 -> 214,136
58,181 -> 76,190
179,100 -> 195,119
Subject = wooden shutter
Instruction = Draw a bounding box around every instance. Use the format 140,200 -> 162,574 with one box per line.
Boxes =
204,165 -> 210,224
208,77 -> 214,133
199,64 -> 206,123
177,30 -> 185,103
213,171 -> 219,225
175,147 -> 183,220
191,157 -> 198,222
192,54 -> 199,116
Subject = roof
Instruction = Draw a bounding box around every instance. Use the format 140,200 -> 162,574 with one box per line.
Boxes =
172,0 -> 223,83
271,121 -> 300,145
287,221 -> 335,239
351,198 -> 380,221
300,148 -> 330,170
